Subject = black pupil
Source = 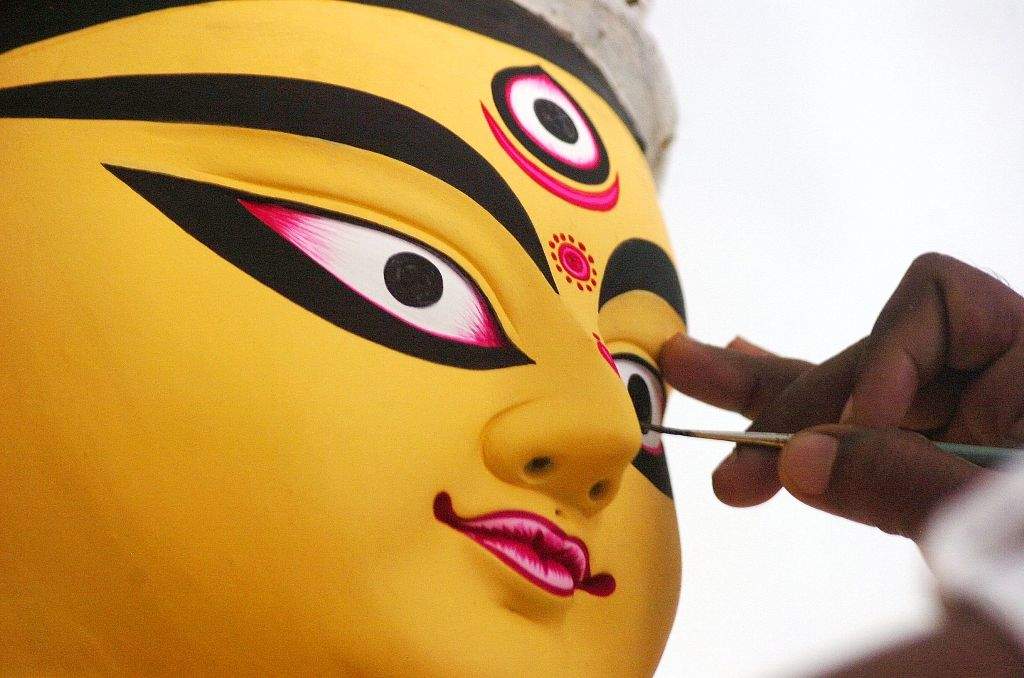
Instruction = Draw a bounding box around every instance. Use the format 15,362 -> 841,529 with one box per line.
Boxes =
627,375 -> 653,425
383,252 -> 443,308
533,98 -> 579,144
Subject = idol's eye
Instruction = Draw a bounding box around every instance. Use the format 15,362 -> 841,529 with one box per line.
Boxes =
240,201 -> 503,348
614,354 -> 666,455
492,66 -> 610,185
104,164 -> 532,370
614,353 -> 672,498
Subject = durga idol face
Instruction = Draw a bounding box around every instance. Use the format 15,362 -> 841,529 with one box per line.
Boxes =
0,2 -> 686,675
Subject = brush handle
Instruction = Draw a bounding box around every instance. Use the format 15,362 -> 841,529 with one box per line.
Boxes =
648,424 -> 1019,468
933,441 -> 1017,468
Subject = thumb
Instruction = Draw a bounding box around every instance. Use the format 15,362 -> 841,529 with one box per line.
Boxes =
778,426 -> 984,540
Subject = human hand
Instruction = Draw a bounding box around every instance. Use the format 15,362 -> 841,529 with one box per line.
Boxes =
815,601 -> 1024,677
816,456 -> 1024,677
659,253 -> 1024,539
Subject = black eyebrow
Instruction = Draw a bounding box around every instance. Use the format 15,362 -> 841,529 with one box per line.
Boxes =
0,73 -> 557,291
598,239 -> 687,322
0,0 -> 644,152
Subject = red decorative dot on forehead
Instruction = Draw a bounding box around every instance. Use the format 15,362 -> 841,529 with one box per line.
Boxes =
559,244 -> 590,280
548,233 -> 599,292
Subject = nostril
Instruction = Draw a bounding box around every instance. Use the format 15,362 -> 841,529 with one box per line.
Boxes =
524,456 -> 555,477
589,480 -> 609,501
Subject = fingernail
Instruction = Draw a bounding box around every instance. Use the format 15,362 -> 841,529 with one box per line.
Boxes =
840,397 -> 854,423
672,332 -> 700,348
781,433 -> 838,496
660,333 -> 685,364
714,448 -> 739,473
727,336 -> 763,354
662,332 -> 687,352
661,332 -> 705,362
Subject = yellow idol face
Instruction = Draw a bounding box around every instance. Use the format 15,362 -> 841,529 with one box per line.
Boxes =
0,2 -> 686,675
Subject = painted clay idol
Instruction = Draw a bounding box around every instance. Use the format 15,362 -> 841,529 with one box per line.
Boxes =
0,1 -> 685,675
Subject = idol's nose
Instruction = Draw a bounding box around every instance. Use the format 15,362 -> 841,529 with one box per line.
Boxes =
481,337 -> 641,516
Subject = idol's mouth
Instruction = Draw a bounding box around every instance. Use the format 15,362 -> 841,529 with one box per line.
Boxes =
433,492 -> 615,597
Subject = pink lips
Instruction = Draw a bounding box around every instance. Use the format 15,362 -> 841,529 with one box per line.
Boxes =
433,492 -> 616,597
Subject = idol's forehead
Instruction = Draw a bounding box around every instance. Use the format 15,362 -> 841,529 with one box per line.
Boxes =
4,7 -> 659,211
1,1 -> 683,342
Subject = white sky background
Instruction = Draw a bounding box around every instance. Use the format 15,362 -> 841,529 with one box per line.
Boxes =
647,2 -> 1024,676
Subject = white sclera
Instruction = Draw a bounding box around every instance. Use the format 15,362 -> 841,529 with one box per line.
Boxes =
247,203 -> 502,348
614,356 -> 666,452
506,74 -> 601,169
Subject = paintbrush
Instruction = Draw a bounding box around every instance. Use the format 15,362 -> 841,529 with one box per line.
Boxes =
643,423 -> 1019,467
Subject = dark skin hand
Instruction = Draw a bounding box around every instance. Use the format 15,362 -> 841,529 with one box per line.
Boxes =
659,253 -> 1024,676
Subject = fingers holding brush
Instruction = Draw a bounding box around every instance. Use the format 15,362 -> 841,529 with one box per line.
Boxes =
841,253 -> 1024,445
659,334 -> 869,506
778,425 -> 985,541
658,334 -> 812,421
659,334 -> 814,507
729,340 -> 873,504
659,255 -> 1024,511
